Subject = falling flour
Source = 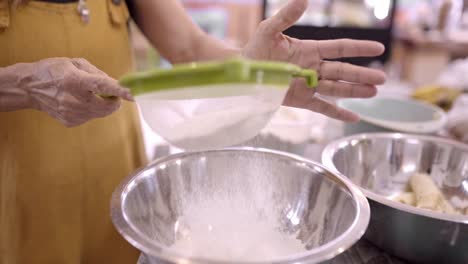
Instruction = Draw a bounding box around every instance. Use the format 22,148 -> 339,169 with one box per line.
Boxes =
169,194 -> 306,262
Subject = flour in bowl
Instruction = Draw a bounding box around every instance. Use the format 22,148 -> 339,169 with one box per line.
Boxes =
169,194 -> 306,261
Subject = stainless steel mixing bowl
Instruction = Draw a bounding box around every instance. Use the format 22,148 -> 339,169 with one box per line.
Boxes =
322,133 -> 468,264
111,148 -> 369,264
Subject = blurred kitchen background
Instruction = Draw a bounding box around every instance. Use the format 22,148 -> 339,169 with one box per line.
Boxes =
129,0 -> 468,160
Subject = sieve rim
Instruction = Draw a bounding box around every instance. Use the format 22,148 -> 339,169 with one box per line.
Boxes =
119,59 -> 318,96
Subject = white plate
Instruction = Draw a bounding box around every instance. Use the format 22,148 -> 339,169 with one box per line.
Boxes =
338,97 -> 447,134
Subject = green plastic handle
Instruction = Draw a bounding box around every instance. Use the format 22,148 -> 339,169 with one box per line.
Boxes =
97,94 -> 115,99
119,59 -> 319,96
293,69 -> 318,88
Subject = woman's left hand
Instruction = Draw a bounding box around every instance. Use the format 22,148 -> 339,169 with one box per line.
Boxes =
243,0 -> 386,122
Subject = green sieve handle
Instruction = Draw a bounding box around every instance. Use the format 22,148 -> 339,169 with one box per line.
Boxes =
97,94 -> 116,99
293,69 -> 318,88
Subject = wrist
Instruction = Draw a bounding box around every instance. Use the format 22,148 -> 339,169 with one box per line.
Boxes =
0,62 -> 38,111
192,33 -> 242,62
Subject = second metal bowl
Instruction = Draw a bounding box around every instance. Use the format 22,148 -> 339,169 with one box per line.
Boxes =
322,133 -> 468,264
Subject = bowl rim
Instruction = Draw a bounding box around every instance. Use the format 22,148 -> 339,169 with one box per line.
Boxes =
111,147 -> 370,264
337,97 -> 447,134
321,133 -> 468,224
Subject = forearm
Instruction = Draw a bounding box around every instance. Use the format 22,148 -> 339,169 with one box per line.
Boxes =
0,63 -> 35,112
193,34 -> 240,61
131,0 -> 239,63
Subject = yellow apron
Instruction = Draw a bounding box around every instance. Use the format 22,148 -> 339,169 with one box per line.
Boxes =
0,1 -> 146,263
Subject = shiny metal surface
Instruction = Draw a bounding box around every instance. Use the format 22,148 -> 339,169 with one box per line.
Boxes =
111,148 -> 370,264
322,133 -> 468,264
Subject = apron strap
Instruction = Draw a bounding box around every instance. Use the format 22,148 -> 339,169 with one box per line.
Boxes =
0,0 -> 9,30
107,0 -> 129,26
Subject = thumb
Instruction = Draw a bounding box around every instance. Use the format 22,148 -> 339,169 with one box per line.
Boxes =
84,74 -> 134,101
262,0 -> 308,35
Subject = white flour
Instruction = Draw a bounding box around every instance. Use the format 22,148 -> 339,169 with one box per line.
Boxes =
169,194 -> 306,262
138,84 -> 306,260
136,84 -> 287,150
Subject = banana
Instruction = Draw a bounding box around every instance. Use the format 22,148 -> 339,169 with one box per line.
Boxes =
413,86 -> 443,98
412,85 -> 461,111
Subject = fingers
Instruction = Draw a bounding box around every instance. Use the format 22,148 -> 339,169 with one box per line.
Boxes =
284,79 -> 360,122
304,96 -> 360,122
319,61 -> 386,85
88,95 -> 121,116
260,0 -> 307,35
83,73 -> 133,101
54,96 -> 120,128
316,80 -> 377,98
71,58 -> 107,76
70,58 -> 134,101
315,39 -> 385,59
32,58 -> 127,127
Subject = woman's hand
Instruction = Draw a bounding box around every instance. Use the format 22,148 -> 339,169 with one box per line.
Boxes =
1,58 -> 133,127
243,0 -> 386,122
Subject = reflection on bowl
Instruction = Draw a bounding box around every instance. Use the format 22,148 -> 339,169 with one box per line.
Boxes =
338,98 -> 447,135
112,148 -> 369,264
322,133 -> 468,264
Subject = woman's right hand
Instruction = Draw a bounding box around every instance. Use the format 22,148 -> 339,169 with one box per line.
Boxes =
1,57 -> 133,127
